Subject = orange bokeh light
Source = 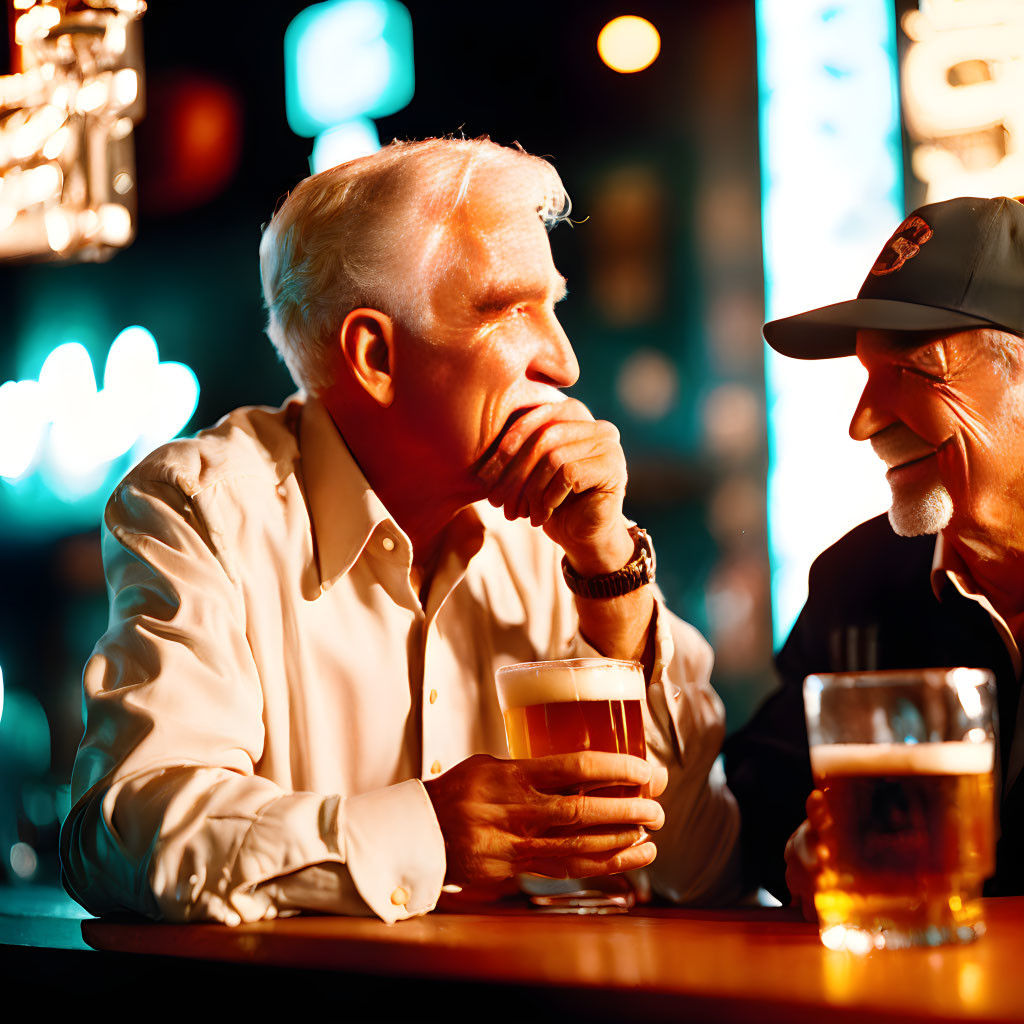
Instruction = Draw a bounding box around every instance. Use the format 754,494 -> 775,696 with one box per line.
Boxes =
597,16 -> 661,74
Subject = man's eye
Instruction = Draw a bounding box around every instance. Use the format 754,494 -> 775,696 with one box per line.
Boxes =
899,364 -> 939,383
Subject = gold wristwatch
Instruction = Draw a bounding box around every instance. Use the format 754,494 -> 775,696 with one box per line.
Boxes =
561,523 -> 656,599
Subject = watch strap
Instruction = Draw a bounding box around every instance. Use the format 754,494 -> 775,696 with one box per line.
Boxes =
561,524 -> 655,599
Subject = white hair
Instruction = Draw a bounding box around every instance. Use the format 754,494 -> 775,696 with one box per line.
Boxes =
259,137 -> 570,394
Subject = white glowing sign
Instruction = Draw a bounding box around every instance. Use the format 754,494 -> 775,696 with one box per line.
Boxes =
902,0 -> 1024,203
756,0 -> 903,645
0,326 -> 199,501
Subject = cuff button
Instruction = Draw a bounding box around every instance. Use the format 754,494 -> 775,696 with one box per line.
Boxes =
391,886 -> 410,906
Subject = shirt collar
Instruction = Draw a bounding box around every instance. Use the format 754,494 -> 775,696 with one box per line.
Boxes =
299,395 -> 497,598
299,395 -> 399,588
930,529 -> 1022,677
930,531 -> 955,601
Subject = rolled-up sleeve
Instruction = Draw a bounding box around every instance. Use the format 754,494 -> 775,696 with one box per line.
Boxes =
59,476 -> 446,925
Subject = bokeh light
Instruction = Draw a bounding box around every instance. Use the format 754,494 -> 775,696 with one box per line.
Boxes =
597,16 -> 661,74
285,0 -> 414,136
310,118 -> 381,173
0,326 -> 199,514
616,348 -> 679,421
702,384 -> 762,462
9,842 -> 38,881
138,72 -> 243,215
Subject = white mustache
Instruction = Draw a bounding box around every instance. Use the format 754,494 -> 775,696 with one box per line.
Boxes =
869,425 -> 937,469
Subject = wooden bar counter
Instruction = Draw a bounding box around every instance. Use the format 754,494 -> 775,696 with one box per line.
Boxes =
4,887 -> 1024,1022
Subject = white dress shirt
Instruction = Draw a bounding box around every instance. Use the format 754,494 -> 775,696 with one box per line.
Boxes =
60,394 -> 740,924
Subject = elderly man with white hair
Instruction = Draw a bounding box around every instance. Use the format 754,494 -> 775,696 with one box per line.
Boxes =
60,137 -> 739,924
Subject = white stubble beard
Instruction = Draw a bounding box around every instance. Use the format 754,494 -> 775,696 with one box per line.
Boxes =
870,424 -> 954,538
886,479 -> 953,537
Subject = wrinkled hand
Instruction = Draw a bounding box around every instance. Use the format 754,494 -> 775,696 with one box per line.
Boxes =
477,400 -> 632,575
784,789 -> 833,922
423,752 -> 665,887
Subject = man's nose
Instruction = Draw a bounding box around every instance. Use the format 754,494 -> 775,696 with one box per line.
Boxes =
848,376 -> 895,441
529,316 -> 580,389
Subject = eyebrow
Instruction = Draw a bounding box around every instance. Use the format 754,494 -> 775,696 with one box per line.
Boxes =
473,274 -> 568,314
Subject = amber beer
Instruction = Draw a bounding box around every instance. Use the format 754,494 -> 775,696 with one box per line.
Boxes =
811,740 -> 995,948
496,658 -> 646,797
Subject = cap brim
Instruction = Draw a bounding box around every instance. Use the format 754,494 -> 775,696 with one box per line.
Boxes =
763,299 -> 998,359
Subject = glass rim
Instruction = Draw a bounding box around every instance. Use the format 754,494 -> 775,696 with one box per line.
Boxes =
804,667 -> 994,690
495,657 -> 643,677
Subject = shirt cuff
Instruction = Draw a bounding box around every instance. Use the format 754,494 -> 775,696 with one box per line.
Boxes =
341,778 -> 447,923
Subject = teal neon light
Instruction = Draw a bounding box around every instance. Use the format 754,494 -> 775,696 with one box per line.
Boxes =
284,0 -> 415,139
310,117 -> 381,174
756,0 -> 903,646
0,326 -> 199,534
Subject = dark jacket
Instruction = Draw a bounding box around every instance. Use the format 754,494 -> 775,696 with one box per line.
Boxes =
724,513 -> 1024,902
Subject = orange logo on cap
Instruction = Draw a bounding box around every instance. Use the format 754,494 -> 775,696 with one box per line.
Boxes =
870,215 -> 933,276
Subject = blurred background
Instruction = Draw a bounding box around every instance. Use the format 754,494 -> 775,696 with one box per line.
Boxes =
0,0 -> 1021,889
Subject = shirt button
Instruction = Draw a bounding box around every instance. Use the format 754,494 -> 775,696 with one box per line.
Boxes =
429,689 -> 438,704
390,886 -> 409,906
430,760 -> 442,775
381,536 -> 395,552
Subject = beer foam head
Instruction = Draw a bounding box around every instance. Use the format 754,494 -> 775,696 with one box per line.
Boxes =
811,741 -> 994,777
496,658 -> 644,709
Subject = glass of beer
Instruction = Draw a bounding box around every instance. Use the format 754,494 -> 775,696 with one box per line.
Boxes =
495,657 -> 647,911
803,667 -> 996,952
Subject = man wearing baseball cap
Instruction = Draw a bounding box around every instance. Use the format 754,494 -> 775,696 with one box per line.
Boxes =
724,196 -> 1024,912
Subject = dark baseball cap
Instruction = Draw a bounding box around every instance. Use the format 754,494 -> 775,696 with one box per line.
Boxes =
763,196 -> 1024,359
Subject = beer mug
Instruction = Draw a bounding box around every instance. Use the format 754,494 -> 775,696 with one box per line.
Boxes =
496,657 -> 646,773
803,668 -> 996,952
495,657 -> 647,911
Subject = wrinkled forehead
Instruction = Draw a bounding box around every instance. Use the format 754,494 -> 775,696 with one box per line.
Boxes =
427,162 -> 560,325
386,154 -> 555,301
448,161 -> 555,263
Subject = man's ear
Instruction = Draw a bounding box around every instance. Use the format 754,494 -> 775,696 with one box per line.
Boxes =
338,308 -> 396,407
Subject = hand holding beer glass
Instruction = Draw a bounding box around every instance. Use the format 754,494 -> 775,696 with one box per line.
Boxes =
801,668 -> 996,952
496,657 -> 656,911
